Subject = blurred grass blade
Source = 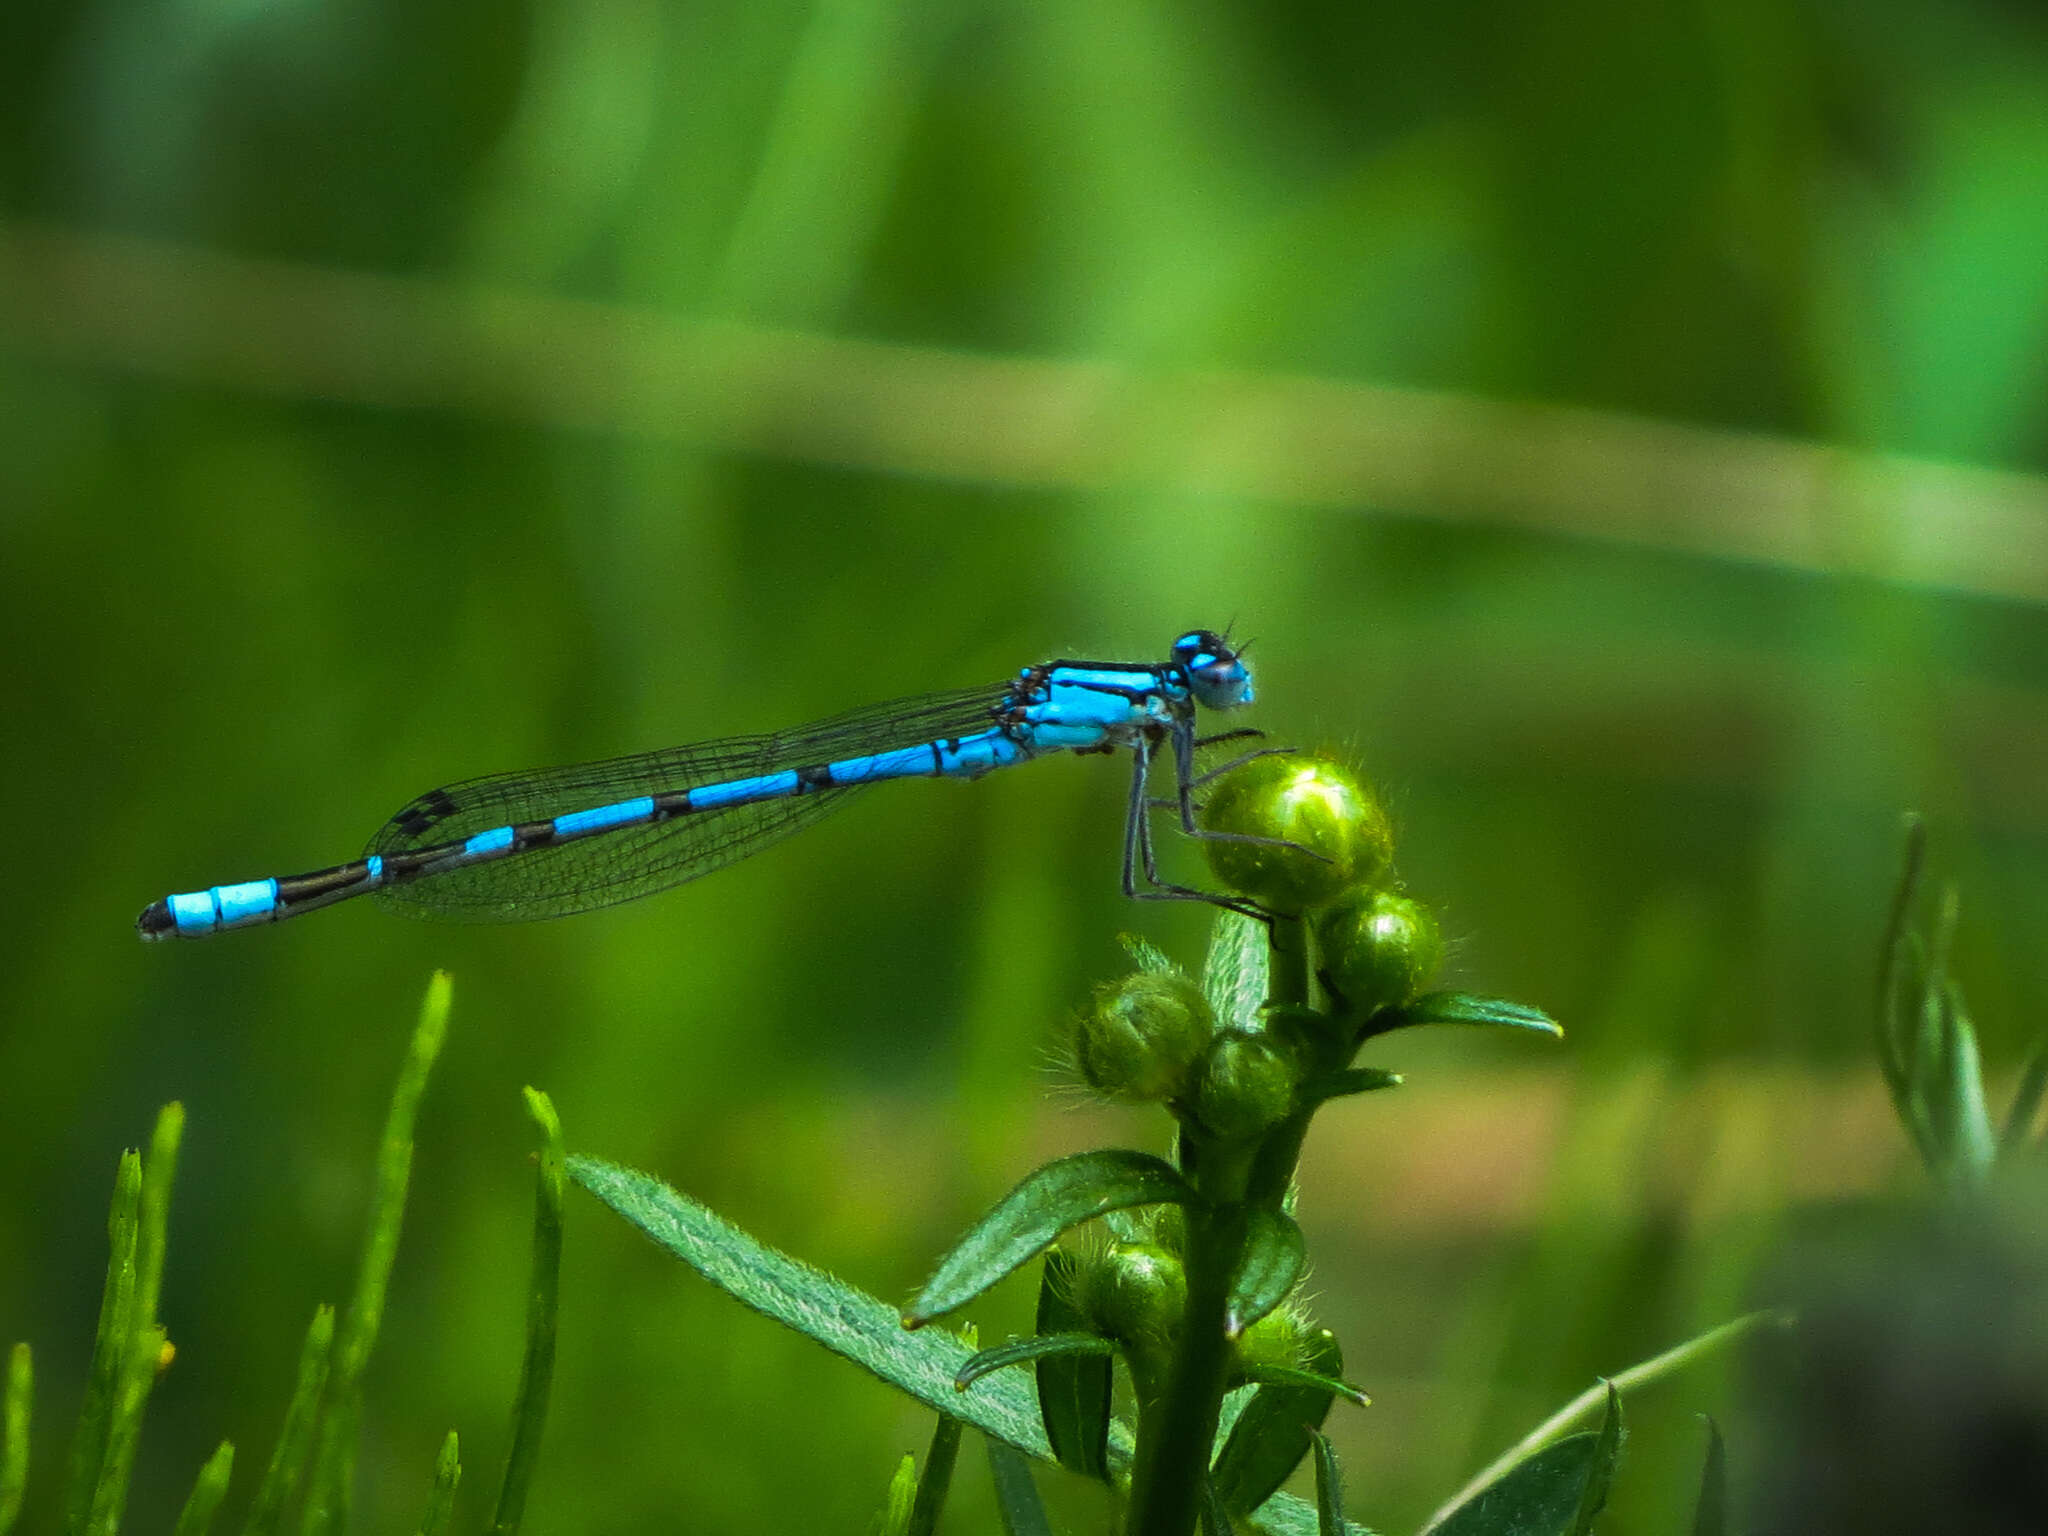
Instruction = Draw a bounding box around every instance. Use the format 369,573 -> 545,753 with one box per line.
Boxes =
1203,910 -> 1268,1034
905,1414 -> 962,1536
64,1150 -> 141,1535
1309,1429 -> 1344,1536
87,1104 -> 184,1536
955,1334 -> 1114,1390
1226,1209 -> 1304,1337
1936,981 -> 1996,1182
302,972 -> 452,1536
490,1089 -> 565,1536
569,1156 -> 1054,1457
2000,1033 -> 2048,1152
1422,1311 -> 1784,1534
1034,1250 -> 1111,1481
983,1436 -> 1050,1536
1210,1328 -> 1343,1514
1561,1383 -> 1623,1536
174,1444 -> 235,1536
1364,992 -> 1561,1040
1426,1433 -> 1601,1536
417,1432 -> 459,1536
1,1344 -> 28,1536
906,1151 -> 1196,1325
243,1306 -> 335,1536
1691,1418 -> 1725,1536
877,1453 -> 916,1536
1877,816 -> 1927,1105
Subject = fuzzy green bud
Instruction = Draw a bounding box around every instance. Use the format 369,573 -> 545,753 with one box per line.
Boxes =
1193,1031 -> 1297,1142
1073,971 -> 1214,1102
1199,755 -> 1393,914
1076,1242 -> 1188,1347
1315,888 -> 1443,1015
1232,1301 -> 1309,1378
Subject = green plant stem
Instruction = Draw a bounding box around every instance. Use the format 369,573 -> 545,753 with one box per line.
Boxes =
1127,914 -> 1313,1536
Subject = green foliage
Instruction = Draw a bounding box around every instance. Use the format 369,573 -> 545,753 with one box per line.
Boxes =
1031,1251 -> 1112,1482
1878,816 -> 2040,1187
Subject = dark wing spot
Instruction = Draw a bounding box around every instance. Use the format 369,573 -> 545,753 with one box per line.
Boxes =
392,786 -> 461,840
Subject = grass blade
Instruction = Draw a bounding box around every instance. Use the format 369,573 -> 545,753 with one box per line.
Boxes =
2001,1032 -> 2048,1152
174,1444 -> 235,1536
490,1089 -> 564,1536
63,1151 -> 141,1536
242,1306 -> 334,1536
415,1433 -> 459,1536
1561,1383 -> 1623,1536
1,1344 -> 29,1536
301,972 -> 452,1536
87,1104 -> 185,1536
1690,1418 -> 1725,1536
1309,1428 -> 1344,1536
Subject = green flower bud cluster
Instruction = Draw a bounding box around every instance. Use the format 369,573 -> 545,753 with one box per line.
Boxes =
1200,754 -> 1444,1024
1072,972 -> 1303,1146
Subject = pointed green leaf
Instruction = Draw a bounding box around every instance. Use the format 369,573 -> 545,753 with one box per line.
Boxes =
1,1344 -> 29,1536
416,1431 -> 459,1536
1242,1365 -> 1369,1408
304,972 -> 451,1536
490,1089 -> 565,1536
905,1414 -> 962,1536
955,1333 -> 1115,1390
984,1436 -> 1051,1536
1310,1428 -> 1345,1536
1364,992 -> 1561,1041
908,1151 -> 1196,1325
1308,1068 -> 1403,1103
1936,983 -> 1996,1181
1876,816 -> 1928,1108
570,1156 -> 1054,1457
2001,1032 -> 2048,1152
1227,1209 -> 1305,1337
1562,1382 -> 1623,1536
173,1443 -> 234,1536
1690,1418 -> 1724,1536
1427,1433 -> 1602,1536
1210,1327 -> 1343,1514
64,1150 -> 140,1536
244,1305 -> 334,1536
877,1453 -> 917,1536
1033,1250 -> 1112,1481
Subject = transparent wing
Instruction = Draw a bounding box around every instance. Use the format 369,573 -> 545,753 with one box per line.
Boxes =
366,684 -> 1007,921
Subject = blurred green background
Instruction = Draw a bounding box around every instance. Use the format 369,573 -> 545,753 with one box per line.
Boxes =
3,0 -> 2047,1531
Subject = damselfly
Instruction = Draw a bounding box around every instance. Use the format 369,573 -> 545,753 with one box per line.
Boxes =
138,629 -> 1277,940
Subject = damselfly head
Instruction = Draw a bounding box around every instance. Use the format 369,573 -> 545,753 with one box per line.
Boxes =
1173,629 -> 1255,710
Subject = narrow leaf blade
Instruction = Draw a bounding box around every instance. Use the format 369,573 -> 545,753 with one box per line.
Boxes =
984,1436 -> 1052,1536
1310,1428 -> 1345,1536
1690,1418 -> 1725,1536
905,1416 -> 963,1536
1562,1382 -> 1623,1536
1366,992 -> 1562,1040
172,1443 -> 234,1536
908,1151 -> 1196,1325
1428,1433 -> 1601,1536
570,1156 -> 1054,1458
1210,1328 -> 1343,1514
1033,1250 -> 1112,1480
956,1334 -> 1114,1390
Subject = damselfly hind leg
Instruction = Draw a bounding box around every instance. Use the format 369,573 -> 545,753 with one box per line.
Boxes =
1118,732 -> 1273,922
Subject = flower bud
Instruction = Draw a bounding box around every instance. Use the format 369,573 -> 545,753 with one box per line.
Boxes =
1199,756 -> 1393,914
1073,972 -> 1214,1102
1194,1031 -> 1297,1142
1315,888 -> 1442,1015
1076,1242 -> 1188,1345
